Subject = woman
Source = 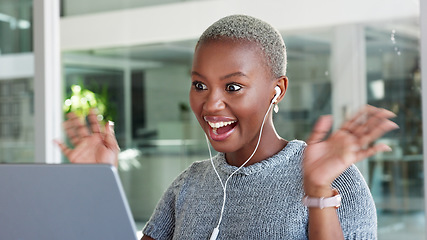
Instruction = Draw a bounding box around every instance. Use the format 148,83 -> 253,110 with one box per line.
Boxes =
57,15 -> 398,239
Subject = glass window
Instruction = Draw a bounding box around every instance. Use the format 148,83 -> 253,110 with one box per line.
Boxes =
61,0 -> 194,17
0,0 -> 32,54
365,22 -> 424,239
0,0 -> 34,163
278,32 -> 332,140
63,66 -> 124,143
62,47 -> 205,221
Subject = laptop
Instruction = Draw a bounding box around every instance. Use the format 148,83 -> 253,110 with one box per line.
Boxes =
0,164 -> 138,240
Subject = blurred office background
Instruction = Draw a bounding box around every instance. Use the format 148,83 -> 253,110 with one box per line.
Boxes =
0,0 -> 425,239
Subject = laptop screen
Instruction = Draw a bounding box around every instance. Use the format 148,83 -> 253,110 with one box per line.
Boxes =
0,164 -> 138,240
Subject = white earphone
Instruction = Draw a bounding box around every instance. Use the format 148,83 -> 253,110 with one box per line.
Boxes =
272,86 -> 281,104
206,85 -> 282,240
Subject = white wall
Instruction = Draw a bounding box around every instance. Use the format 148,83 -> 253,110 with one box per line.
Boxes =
0,53 -> 33,79
61,0 -> 418,51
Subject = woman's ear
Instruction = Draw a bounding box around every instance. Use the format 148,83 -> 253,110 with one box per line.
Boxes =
274,76 -> 288,103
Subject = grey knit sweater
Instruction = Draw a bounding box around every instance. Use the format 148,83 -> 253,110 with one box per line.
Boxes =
143,140 -> 377,239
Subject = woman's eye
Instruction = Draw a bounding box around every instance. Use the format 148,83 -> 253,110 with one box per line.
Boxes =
192,81 -> 207,91
226,84 -> 242,92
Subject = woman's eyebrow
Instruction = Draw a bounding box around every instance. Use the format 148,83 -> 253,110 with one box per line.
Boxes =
191,71 -> 206,79
191,71 -> 248,80
220,72 -> 248,80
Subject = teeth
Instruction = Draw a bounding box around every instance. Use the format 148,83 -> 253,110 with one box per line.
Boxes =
207,120 -> 236,129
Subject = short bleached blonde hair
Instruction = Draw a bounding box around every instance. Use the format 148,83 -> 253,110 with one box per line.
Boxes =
197,14 -> 287,78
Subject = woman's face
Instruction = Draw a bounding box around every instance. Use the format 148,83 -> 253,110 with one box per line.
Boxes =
190,40 -> 277,154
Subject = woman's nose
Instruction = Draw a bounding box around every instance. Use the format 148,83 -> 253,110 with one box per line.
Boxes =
203,89 -> 226,112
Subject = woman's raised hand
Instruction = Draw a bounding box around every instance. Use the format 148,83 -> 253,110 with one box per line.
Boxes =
303,105 -> 399,196
55,109 -> 120,167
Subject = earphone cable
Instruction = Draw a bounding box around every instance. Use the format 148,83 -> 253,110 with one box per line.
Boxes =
206,101 -> 275,239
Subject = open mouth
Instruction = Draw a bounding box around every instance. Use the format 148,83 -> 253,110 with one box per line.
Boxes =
204,117 -> 238,141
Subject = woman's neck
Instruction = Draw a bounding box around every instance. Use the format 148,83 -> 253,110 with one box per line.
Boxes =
225,129 -> 288,167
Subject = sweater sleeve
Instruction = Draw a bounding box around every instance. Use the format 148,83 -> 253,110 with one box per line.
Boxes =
332,164 -> 377,240
142,168 -> 189,240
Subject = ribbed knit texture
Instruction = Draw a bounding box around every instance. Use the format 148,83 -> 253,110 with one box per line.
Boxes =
143,140 -> 377,239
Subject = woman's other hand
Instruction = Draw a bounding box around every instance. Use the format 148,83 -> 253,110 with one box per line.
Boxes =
303,105 -> 399,196
55,109 -> 120,167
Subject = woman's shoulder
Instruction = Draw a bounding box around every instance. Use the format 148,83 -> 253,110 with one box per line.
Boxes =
332,164 -> 373,202
333,164 -> 375,208
168,158 -> 213,187
186,158 -> 213,175
276,139 -> 307,163
332,164 -> 370,192
332,164 -> 377,238
284,139 -> 307,154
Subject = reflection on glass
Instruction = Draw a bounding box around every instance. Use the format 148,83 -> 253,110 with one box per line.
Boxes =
64,66 -> 124,143
61,0 -> 196,17
0,78 -> 33,163
63,52 -> 205,220
0,0 -> 32,54
366,23 -> 424,239
278,33 -> 332,140
0,0 -> 34,163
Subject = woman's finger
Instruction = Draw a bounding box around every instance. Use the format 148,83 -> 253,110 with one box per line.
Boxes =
63,119 -> 80,146
341,105 -> 395,134
353,108 -> 396,136
88,109 -> 101,134
358,118 -> 399,148
104,121 -> 120,167
356,142 -> 392,160
105,121 -> 120,151
53,139 -> 72,159
74,116 -> 90,139
65,112 -> 91,143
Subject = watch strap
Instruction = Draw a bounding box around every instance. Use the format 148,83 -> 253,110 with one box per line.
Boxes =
302,189 -> 341,209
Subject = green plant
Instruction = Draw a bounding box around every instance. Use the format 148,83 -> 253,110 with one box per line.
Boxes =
63,84 -> 112,123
